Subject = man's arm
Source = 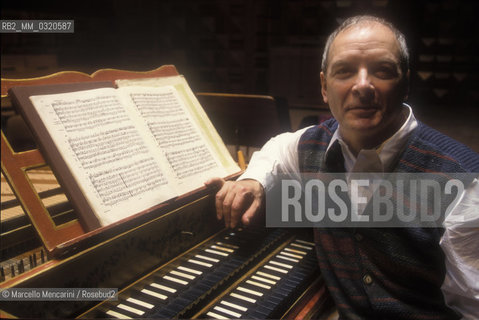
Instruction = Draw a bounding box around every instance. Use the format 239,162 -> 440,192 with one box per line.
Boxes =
205,127 -> 311,228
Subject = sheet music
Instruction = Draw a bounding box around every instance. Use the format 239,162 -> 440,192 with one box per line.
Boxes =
27,79 -> 240,227
116,75 -> 239,176
30,88 -> 175,225
120,86 -> 227,191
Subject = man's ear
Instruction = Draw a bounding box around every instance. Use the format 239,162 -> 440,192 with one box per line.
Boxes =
320,71 -> 328,104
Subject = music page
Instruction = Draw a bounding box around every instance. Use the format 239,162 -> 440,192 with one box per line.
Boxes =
118,85 -> 235,193
29,88 -> 176,226
116,76 -> 239,178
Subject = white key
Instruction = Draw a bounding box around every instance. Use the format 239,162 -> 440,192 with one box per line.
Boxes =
188,259 -> 212,268
141,289 -> 167,300
270,260 -> 293,269
230,292 -> 256,304
220,300 -> 247,312
246,279 -> 271,289
163,275 -> 188,285
205,249 -> 228,256
216,242 -> 239,249
126,297 -> 154,309
257,271 -> 280,280
264,264 -> 288,274
296,239 -> 315,246
150,282 -> 176,293
195,254 -> 219,263
291,243 -> 313,250
211,245 -> 234,253
237,286 -> 263,297
280,251 -> 303,259
117,303 -> 144,316
170,270 -> 195,280
214,306 -> 241,318
284,247 -> 307,255
106,310 -> 132,319
207,311 -> 229,319
178,265 -> 202,275
251,275 -> 276,285
276,255 -> 299,263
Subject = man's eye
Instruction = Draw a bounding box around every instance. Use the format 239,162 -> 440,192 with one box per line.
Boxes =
334,68 -> 353,77
374,67 -> 398,79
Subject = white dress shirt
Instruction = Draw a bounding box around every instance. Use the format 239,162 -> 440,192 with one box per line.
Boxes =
239,104 -> 479,319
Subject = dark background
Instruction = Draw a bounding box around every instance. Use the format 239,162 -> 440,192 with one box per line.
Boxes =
2,0 -> 478,149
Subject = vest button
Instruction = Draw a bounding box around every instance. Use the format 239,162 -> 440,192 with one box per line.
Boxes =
363,274 -> 373,285
355,233 -> 363,241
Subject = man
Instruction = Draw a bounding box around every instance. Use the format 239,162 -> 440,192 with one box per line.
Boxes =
206,16 -> 479,319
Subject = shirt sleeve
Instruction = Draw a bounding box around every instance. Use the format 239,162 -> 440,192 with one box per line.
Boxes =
238,126 -> 311,192
440,177 -> 479,319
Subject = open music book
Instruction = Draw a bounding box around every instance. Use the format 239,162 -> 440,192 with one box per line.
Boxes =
10,75 -> 239,229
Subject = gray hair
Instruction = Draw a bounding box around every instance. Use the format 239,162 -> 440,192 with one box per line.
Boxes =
321,15 -> 409,75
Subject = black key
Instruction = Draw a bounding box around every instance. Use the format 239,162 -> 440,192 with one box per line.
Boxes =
283,278 -> 301,288
264,294 -> 282,306
163,297 -> 191,314
270,286 -> 289,298
203,273 -> 223,284
151,306 -> 178,319
257,300 -> 276,311
270,291 -> 291,303
201,277 -> 218,287
248,305 -> 272,319
230,257 -> 247,265
212,265 -> 231,278
194,282 -> 213,293
289,272 -> 307,283
181,287 -> 204,302
223,260 -> 242,270
281,279 -> 297,290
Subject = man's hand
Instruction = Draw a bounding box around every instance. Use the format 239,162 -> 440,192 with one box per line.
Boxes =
205,178 -> 265,229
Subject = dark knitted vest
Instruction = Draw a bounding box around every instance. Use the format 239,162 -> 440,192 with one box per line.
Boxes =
298,118 -> 479,320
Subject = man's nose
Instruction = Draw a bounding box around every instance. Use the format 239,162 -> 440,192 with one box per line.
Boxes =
352,69 -> 374,100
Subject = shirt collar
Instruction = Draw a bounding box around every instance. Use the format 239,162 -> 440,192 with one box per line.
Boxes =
326,103 -> 418,172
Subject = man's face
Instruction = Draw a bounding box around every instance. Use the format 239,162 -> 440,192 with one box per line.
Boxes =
321,23 -> 408,141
